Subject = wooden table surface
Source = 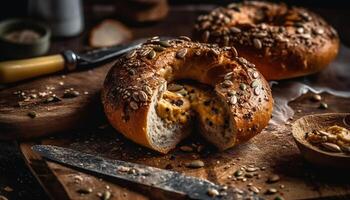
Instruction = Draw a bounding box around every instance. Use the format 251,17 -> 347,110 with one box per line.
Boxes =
0,2 -> 350,200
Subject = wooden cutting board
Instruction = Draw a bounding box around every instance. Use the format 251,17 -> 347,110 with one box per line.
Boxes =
0,62 -> 114,140
19,92 -> 350,200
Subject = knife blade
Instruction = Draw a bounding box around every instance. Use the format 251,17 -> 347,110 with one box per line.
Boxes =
32,145 -> 262,200
0,37 -> 172,84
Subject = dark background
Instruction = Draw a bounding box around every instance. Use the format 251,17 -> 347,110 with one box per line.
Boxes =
0,1 -> 349,199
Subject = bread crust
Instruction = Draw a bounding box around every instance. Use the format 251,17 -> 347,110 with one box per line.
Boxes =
102,37 -> 273,153
193,1 -> 339,80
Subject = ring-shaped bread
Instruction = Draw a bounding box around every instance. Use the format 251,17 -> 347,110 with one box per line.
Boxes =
102,37 -> 273,153
194,1 -> 339,80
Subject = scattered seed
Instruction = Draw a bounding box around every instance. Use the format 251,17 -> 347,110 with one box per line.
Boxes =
311,94 -> 322,102
267,174 -> 280,183
63,90 -> 80,98
147,50 -> 156,59
274,195 -> 285,200
246,167 -> 257,172
101,190 -> 111,200
77,187 -> 92,194
207,188 -> 219,197
249,186 -> 259,193
224,72 -> 233,80
180,145 -> 193,152
186,160 -> 205,168
234,170 -> 244,177
253,38 -> 262,49
319,102 -> 328,109
245,173 -> 254,178
45,96 -> 61,103
176,48 -> 188,59
321,142 -> 341,152
27,111 -> 37,118
265,188 -> 278,195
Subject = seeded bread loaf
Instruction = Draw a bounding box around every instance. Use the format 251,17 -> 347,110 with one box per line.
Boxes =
102,37 -> 273,153
194,1 -> 339,80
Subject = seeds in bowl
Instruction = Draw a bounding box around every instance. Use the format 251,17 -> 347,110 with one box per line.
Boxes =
305,125 -> 350,154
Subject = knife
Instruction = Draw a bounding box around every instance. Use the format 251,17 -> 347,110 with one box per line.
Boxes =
32,145 -> 262,200
0,37 -> 170,84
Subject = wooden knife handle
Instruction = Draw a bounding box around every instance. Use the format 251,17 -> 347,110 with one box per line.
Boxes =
0,54 -> 65,84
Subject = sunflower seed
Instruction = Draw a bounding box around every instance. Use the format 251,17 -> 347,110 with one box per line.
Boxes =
222,80 -> 233,87
231,46 -> 238,57
132,92 -> 139,102
224,72 -> 233,80
143,86 -> 152,95
138,91 -> 148,102
253,38 -> 262,49
176,48 -> 188,59
321,142 -> 341,152
202,31 -> 210,42
129,101 -> 138,110
140,49 -> 151,57
126,50 -> 136,59
147,50 -> 156,59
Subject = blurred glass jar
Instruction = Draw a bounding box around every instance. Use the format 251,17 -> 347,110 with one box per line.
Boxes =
28,0 -> 84,37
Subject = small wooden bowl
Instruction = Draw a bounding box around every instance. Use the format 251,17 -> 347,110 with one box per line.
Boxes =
292,113 -> 350,168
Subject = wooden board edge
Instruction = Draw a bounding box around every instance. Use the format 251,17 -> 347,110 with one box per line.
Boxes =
18,141 -> 71,200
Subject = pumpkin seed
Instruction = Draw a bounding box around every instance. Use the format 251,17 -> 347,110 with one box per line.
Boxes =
158,40 -> 171,47
153,46 -> 165,52
27,111 -> 37,118
251,80 -> 259,88
240,83 -> 247,90
234,170 -> 244,177
319,102 -> 328,109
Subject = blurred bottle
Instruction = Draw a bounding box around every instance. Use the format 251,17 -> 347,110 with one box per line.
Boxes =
28,0 -> 84,37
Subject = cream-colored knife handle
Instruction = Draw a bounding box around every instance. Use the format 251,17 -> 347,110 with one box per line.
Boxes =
0,55 -> 65,84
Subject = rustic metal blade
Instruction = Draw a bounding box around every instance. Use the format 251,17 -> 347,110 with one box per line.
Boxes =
32,145 -> 261,200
